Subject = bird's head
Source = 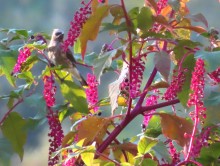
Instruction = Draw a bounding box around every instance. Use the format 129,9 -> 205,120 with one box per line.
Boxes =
51,29 -> 64,42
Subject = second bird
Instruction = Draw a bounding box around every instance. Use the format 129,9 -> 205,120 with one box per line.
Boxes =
47,29 -> 88,86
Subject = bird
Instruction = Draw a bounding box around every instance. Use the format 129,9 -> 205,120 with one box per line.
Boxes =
47,29 -> 88,87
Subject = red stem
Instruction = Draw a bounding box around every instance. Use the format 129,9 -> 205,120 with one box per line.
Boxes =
120,0 -> 133,115
96,99 -> 179,155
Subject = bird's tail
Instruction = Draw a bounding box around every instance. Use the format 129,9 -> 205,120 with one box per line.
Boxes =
80,75 -> 88,88
67,67 -> 88,88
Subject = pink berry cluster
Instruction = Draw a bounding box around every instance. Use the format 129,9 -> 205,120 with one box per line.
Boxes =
208,67 -> 220,85
130,58 -> 145,98
85,73 -> 99,112
168,141 -> 180,164
191,127 -> 211,158
12,47 -> 31,74
43,74 -> 56,107
63,0 -> 92,51
47,110 -> 64,166
143,91 -> 159,127
187,58 -> 206,123
156,0 -> 168,15
163,68 -> 187,100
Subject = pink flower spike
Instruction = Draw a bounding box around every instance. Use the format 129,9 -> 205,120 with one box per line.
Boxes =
143,90 -> 159,127
187,58 -> 206,123
63,1 -> 92,51
86,73 -> 99,112
43,73 -> 56,107
12,47 -> 31,74
47,110 -> 64,166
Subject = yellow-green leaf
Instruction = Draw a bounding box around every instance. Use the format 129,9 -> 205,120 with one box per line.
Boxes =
80,5 -> 110,58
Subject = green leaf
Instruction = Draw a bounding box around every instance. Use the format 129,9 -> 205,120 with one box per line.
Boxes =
177,54 -> 196,107
80,5 -> 110,58
152,141 -> 171,164
0,49 -> 17,87
137,136 -> 158,155
1,112 -> 28,160
195,50 -> 220,72
17,71 -> 34,85
93,49 -> 117,82
173,40 -> 199,106
8,29 -> 29,38
154,51 -> 171,81
137,7 -> 153,31
60,75 -> 88,114
145,115 -> 161,138
0,138 -> 13,166
197,143 -> 220,165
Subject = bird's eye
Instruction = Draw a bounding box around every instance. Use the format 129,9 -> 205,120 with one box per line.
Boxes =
30,35 -> 35,39
55,32 -> 62,36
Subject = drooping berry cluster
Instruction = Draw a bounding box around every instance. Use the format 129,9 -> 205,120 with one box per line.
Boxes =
152,0 -> 168,32
163,68 -> 187,100
187,58 -> 206,123
143,90 -> 159,127
43,74 -> 56,107
208,67 -> 220,85
168,141 -> 180,164
130,58 -> 145,98
191,127 -> 211,158
86,73 -> 99,112
63,1 -> 92,51
12,47 -> 31,74
47,110 -> 64,166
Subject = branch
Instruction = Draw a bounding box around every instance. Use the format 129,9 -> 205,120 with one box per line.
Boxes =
120,0 -> 133,115
0,88 -> 35,126
96,99 -> 180,155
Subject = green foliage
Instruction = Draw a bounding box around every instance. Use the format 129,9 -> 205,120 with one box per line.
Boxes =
1,112 -> 28,160
60,75 -> 88,114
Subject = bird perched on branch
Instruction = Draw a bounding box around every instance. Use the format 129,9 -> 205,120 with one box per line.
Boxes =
47,29 -> 88,86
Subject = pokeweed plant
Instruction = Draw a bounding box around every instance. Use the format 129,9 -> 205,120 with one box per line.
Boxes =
0,0 -> 220,165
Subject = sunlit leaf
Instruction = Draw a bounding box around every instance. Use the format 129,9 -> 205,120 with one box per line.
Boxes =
78,116 -> 111,145
112,142 -> 137,156
159,113 -> 193,147
174,18 -> 191,40
137,136 -> 158,155
109,62 -> 128,114
60,74 -> 88,114
1,112 -> 27,160
81,143 -> 96,166
80,5 -> 110,58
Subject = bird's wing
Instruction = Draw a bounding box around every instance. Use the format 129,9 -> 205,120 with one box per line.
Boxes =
66,48 -> 77,65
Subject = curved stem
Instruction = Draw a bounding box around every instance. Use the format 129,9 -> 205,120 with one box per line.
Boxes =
96,99 -> 180,155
